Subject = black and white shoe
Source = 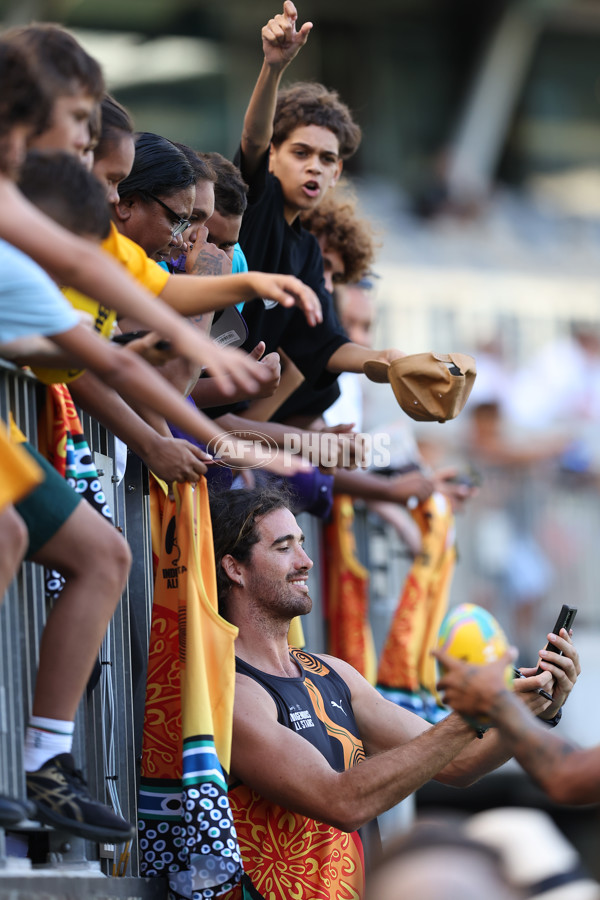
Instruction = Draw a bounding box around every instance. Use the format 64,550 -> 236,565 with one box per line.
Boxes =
26,753 -> 134,842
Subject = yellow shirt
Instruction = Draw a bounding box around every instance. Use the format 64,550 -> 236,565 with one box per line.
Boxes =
101,222 -> 170,296
30,224 -> 170,385
31,286 -> 117,384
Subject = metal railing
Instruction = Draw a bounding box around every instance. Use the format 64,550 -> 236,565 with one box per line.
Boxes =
0,362 -> 154,880
0,362 -> 332,887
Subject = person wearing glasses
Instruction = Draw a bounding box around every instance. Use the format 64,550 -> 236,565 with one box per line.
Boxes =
109,131 -> 321,326
114,132 -> 197,261
149,194 -> 192,239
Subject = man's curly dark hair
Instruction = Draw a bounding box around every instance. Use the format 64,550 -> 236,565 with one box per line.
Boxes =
209,487 -> 292,618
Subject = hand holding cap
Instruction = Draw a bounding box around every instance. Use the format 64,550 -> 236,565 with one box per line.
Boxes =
363,351 -> 477,423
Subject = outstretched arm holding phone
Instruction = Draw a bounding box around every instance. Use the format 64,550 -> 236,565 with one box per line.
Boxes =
435,628 -> 593,804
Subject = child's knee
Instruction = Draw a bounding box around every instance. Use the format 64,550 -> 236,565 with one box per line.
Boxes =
13,509 -> 28,558
0,506 -> 28,562
78,518 -> 131,594
102,526 -> 132,584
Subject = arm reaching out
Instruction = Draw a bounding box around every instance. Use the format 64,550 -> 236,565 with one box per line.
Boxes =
0,180 -> 321,370
161,270 -> 322,327
69,372 -> 210,484
326,342 -> 405,375
435,649 -> 597,805
0,180 -> 232,367
49,324 -> 308,477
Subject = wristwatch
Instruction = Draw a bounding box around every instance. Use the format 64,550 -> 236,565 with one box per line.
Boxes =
542,707 -> 562,727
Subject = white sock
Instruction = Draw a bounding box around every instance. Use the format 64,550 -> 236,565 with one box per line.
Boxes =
24,716 -> 74,772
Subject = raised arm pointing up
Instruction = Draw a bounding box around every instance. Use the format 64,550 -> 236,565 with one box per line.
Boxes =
241,2 -> 313,178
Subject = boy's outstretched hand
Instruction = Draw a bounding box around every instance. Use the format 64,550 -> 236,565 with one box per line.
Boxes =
263,1 -> 313,70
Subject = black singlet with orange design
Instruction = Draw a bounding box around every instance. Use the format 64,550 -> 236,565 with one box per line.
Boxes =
235,649 -> 365,773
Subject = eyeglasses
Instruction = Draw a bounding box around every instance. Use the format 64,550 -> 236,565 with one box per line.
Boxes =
146,192 -> 191,237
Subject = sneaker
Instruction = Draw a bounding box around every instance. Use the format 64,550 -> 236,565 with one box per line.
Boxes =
26,753 -> 135,842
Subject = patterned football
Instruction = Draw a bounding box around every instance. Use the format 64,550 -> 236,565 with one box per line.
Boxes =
438,602 -> 509,665
437,603 -> 514,724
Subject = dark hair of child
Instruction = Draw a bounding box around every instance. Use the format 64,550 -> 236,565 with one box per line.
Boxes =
4,23 -> 104,101
18,150 -> 112,240
118,132 -> 196,201
273,82 -> 361,160
94,94 -> 134,162
0,40 -> 51,143
200,152 -> 249,218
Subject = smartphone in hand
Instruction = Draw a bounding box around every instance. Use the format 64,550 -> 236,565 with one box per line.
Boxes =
535,604 -> 577,675
112,330 -> 149,344
112,330 -> 170,351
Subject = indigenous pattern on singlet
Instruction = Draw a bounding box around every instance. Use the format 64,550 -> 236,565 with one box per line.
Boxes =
222,649 -> 366,900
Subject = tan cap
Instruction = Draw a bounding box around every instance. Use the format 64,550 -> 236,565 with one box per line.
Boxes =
363,351 -> 477,423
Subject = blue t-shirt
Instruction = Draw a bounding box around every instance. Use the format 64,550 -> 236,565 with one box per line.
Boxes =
231,243 -> 247,312
0,239 -> 79,344
231,242 -> 247,274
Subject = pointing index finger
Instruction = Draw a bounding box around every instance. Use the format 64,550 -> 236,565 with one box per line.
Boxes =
283,0 -> 298,22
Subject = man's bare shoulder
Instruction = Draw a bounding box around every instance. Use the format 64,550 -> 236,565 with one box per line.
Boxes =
315,653 -> 373,689
234,667 -> 278,718
307,652 -> 399,710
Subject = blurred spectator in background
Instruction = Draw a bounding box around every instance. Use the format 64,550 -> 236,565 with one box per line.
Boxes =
366,809 -> 600,900
508,324 -> 600,432
465,808 -> 600,900
466,336 -> 513,416
365,819 -> 518,900
461,397 -> 567,658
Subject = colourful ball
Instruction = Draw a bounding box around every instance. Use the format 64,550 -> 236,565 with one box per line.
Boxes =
437,603 -> 514,725
438,602 -> 509,665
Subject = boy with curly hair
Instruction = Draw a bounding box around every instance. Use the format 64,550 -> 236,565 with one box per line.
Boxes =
227,1 -> 406,417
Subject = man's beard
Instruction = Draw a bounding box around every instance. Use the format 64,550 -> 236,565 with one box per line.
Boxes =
249,572 -> 312,620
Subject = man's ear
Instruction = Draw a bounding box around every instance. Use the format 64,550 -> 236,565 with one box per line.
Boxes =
113,196 -> 134,223
221,554 -> 244,586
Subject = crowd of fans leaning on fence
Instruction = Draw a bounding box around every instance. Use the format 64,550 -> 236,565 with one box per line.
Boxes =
0,6 -> 595,900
